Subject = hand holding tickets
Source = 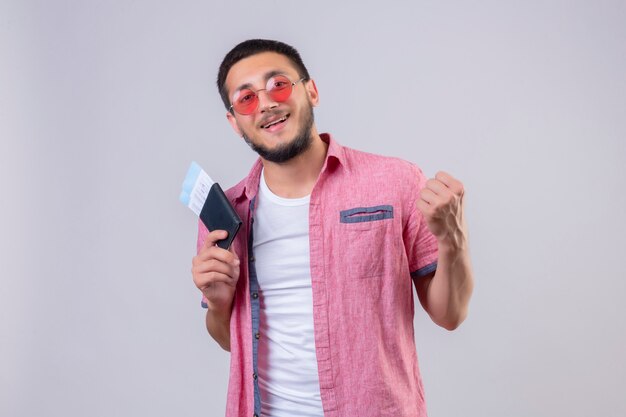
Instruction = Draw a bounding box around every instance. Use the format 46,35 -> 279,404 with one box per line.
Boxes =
181,161 -> 243,314
192,229 -> 240,312
180,161 -> 242,249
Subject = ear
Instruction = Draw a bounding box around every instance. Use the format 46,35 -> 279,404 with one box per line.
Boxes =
305,79 -> 320,107
226,111 -> 243,137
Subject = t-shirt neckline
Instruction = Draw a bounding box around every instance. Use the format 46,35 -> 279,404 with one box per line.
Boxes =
259,168 -> 310,207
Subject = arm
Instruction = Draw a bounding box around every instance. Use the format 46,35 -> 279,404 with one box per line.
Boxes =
415,241 -> 473,330
192,229 -> 240,351
205,299 -> 233,352
415,171 -> 474,330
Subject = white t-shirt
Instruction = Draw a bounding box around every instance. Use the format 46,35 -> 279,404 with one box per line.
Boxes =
253,170 -> 323,417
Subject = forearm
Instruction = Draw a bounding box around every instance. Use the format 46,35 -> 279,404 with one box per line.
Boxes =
426,239 -> 474,330
205,302 -> 232,352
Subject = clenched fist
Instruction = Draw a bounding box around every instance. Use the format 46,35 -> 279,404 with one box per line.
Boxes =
417,171 -> 467,248
192,230 -> 240,312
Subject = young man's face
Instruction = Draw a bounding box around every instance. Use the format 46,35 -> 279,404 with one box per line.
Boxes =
224,52 -> 319,163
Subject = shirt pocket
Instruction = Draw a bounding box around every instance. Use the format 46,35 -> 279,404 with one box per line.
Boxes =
338,205 -> 394,278
339,205 -> 394,229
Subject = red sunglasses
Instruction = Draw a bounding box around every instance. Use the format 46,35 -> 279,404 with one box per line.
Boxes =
229,75 -> 306,115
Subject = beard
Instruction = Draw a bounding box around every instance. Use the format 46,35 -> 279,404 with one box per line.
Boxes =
241,103 -> 314,164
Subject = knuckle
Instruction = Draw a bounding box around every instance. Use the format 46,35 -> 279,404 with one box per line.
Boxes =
206,271 -> 219,283
199,246 -> 212,259
224,251 -> 234,264
192,272 -> 203,288
207,246 -> 219,259
206,258 -> 220,271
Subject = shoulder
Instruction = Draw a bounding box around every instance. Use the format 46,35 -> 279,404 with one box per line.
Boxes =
222,158 -> 262,204
224,177 -> 247,202
342,145 -> 425,182
338,147 -> 430,220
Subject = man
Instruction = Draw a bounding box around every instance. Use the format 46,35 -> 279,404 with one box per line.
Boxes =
191,39 -> 473,417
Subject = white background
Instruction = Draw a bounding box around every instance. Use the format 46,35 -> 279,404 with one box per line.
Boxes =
2,1 -> 625,416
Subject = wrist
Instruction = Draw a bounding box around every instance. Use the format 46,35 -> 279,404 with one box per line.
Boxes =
437,232 -> 468,254
206,297 -> 233,317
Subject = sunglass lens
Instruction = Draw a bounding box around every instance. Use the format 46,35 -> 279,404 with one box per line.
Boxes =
267,75 -> 293,102
232,89 -> 258,115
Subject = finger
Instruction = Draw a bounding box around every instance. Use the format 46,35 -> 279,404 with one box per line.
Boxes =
419,188 -> 438,204
229,245 -> 240,262
436,171 -> 466,196
193,258 -> 237,277
416,198 -> 432,215
434,171 -> 456,188
426,178 -> 448,196
202,229 -> 229,249
195,271 -> 237,289
206,245 -> 240,266
194,246 -> 239,268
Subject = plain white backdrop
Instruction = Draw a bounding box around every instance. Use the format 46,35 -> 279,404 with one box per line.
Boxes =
2,1 -> 625,416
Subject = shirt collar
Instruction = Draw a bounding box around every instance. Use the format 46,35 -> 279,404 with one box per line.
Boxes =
322,132 -> 350,173
237,132 -> 349,202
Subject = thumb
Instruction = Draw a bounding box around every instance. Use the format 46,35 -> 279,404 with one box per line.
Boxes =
203,229 -> 229,249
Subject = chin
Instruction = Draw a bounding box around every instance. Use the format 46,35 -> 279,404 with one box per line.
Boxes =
241,103 -> 314,163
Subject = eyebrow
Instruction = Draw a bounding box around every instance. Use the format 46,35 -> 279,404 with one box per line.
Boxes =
234,70 -> 285,93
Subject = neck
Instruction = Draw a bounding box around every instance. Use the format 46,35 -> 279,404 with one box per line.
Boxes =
261,128 -> 327,198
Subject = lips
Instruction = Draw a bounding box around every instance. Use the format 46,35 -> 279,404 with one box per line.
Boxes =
260,113 -> 290,129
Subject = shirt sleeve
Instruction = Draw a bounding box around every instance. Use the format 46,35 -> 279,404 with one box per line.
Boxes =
403,164 -> 439,279
196,219 -> 210,309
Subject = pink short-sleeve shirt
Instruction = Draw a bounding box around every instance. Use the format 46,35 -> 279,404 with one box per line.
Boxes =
197,133 -> 438,417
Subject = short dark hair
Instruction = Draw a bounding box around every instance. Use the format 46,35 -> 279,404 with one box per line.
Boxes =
217,39 -> 311,112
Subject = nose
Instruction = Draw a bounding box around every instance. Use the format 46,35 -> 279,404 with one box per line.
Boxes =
256,89 -> 279,113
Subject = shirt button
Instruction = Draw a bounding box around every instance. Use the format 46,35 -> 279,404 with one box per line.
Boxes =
250,256 -> 255,262
255,332 -> 260,340
253,372 -> 257,380
254,414 -> 258,417
252,292 -> 258,299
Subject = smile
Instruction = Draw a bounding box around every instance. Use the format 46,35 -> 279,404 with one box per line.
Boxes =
261,114 -> 290,129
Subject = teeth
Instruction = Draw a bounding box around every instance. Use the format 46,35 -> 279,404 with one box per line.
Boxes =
263,116 -> 287,129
